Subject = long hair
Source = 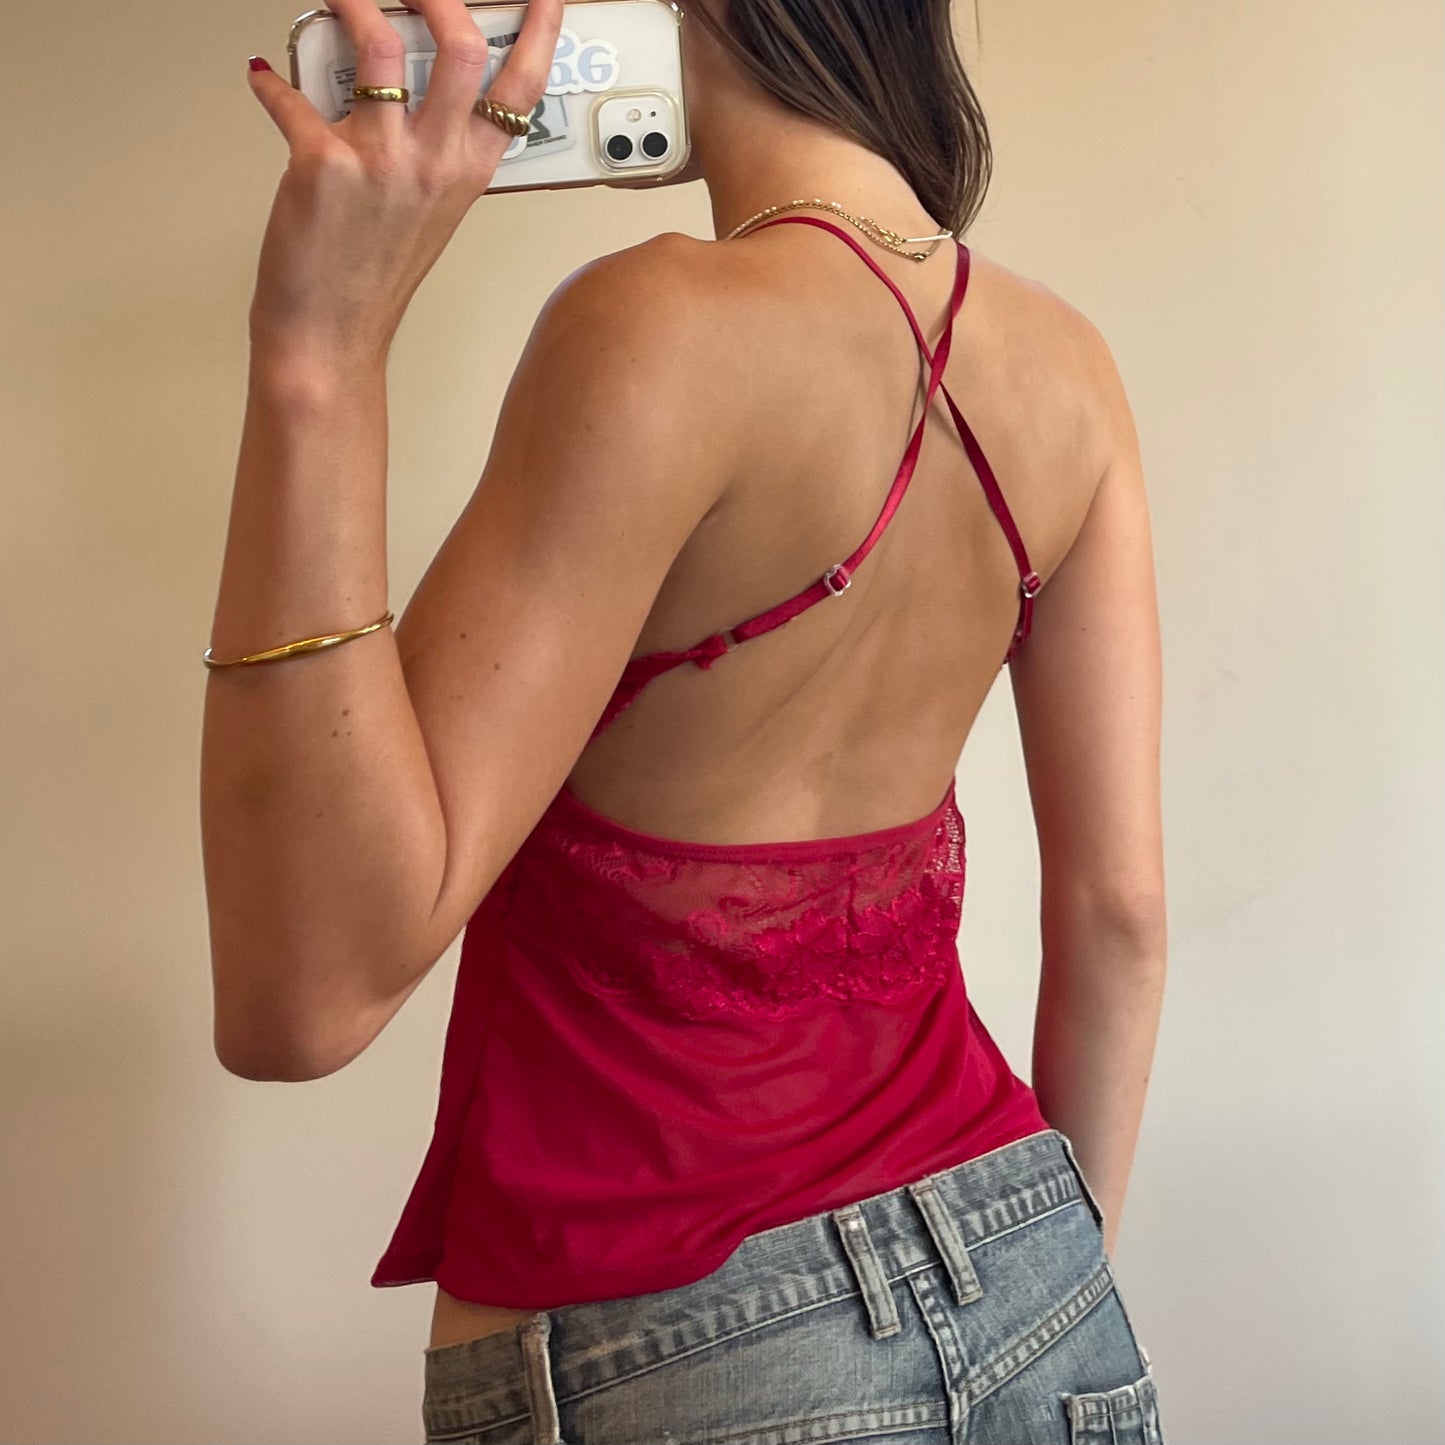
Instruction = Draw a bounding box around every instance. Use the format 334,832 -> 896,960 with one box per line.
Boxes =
689,0 -> 992,236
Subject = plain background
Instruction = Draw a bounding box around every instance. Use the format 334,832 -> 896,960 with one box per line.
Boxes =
3,1 -> 1441,1441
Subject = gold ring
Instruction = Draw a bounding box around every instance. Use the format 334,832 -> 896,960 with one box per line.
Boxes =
352,84 -> 409,103
474,96 -> 532,138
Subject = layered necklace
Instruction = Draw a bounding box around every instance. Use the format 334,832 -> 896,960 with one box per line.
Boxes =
724,198 -> 954,262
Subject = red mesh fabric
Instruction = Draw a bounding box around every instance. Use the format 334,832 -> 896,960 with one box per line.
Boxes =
371,780 -> 1051,1309
541,780 -> 967,1020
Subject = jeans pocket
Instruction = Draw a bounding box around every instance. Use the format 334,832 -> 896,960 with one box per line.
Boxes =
1062,1368 -> 1164,1444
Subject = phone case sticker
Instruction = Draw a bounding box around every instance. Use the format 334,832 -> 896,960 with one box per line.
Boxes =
498,96 -> 576,163
473,20 -> 620,96
545,29 -> 621,94
325,58 -> 363,116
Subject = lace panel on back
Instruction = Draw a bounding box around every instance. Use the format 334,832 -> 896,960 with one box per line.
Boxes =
515,786 -> 967,1023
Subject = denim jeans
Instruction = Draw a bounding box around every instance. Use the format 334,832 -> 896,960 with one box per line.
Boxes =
420,1127 -> 1163,1444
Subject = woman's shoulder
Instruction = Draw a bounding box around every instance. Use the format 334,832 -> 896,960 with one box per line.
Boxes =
531,232 -> 741,364
963,246 -> 1131,477
965,246 -> 1115,367
526,230 -> 780,425
544,230 -> 729,332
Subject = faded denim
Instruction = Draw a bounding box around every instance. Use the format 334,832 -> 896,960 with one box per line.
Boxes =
420,1127 -> 1163,1444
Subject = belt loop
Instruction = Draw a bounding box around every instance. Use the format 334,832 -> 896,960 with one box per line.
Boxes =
833,1205 -> 901,1339
518,1312 -> 564,1444
907,1177 -> 983,1307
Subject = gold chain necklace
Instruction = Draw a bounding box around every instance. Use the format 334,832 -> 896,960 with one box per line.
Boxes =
724,198 -> 953,262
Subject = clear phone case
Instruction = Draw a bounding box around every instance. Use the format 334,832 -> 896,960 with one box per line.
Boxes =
288,1 -> 689,193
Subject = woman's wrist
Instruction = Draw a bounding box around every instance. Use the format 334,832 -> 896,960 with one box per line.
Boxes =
247,322 -> 387,401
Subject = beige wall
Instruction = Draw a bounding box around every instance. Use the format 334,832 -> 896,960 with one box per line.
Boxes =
3,2 -> 1440,1441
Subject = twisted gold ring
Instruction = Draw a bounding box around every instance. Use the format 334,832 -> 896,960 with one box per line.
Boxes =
474,96 -> 532,138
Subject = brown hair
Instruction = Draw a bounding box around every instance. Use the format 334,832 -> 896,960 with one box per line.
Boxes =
689,0 -> 992,236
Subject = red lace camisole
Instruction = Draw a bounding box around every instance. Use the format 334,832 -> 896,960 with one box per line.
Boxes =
371,217 -> 1051,1309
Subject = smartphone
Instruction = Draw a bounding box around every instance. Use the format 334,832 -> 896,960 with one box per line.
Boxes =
287,1 -> 689,193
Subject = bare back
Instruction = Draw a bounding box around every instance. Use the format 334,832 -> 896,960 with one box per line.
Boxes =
566,222 -> 1106,842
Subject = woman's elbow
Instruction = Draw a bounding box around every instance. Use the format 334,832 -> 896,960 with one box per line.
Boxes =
1044,877 -> 1169,964
212,996 -> 371,1083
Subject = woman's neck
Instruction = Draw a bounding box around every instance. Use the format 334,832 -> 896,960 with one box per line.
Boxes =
691,84 -> 944,244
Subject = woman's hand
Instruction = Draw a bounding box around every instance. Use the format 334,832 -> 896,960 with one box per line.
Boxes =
244,0 -> 564,366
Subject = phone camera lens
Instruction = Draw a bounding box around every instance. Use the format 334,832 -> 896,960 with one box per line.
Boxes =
640,130 -> 669,159
605,133 -> 634,162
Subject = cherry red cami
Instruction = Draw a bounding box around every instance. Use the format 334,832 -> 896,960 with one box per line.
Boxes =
371,217 -> 1051,1310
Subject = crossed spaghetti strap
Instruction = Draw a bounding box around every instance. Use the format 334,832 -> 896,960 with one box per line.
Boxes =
589,214 -> 1040,741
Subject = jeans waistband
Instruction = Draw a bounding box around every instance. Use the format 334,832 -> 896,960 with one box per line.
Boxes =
423,1127 -> 1096,1440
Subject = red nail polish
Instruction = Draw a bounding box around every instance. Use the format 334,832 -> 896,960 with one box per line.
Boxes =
248,56 -> 271,73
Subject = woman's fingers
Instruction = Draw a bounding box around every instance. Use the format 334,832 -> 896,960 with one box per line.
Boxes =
488,0 -> 565,116
407,0 -> 499,131
326,0 -> 409,140
246,61 -> 333,151
410,0 -> 565,138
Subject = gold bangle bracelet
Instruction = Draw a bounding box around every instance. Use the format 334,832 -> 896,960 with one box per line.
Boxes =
203,610 -> 395,669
